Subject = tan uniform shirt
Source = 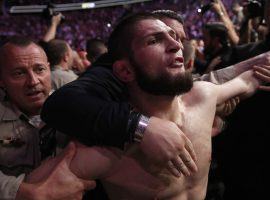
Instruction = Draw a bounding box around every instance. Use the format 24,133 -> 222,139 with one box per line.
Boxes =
51,65 -> 78,90
0,101 -> 41,199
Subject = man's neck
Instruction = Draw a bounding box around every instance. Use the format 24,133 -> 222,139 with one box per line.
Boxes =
58,62 -> 69,71
130,89 -> 184,123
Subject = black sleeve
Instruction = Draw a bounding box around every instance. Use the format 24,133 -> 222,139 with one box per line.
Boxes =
41,65 -> 131,149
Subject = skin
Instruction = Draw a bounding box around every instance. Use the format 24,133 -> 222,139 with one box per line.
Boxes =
63,43 -> 74,71
0,43 -> 51,116
33,18 -> 263,200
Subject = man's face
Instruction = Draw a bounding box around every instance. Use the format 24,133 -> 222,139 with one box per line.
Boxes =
161,17 -> 187,44
0,43 -> 51,116
129,19 -> 193,96
202,29 -> 215,56
161,17 -> 194,71
66,44 -> 74,70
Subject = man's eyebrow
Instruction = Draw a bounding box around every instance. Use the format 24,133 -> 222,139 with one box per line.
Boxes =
141,31 -> 167,40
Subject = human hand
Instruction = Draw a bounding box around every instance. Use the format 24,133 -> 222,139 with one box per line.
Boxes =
139,117 -> 198,178
51,13 -> 63,26
211,115 -> 226,137
248,52 -> 270,69
205,56 -> 222,73
254,64 -> 270,91
211,0 -> 223,14
216,97 -> 240,117
26,142 -> 96,200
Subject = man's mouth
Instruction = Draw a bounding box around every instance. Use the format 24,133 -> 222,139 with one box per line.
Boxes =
26,89 -> 43,98
169,57 -> 184,68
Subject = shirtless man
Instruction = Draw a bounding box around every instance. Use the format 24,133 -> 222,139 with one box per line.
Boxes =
30,13 -> 268,199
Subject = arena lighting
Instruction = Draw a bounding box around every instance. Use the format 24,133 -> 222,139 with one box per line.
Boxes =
9,0 -> 152,14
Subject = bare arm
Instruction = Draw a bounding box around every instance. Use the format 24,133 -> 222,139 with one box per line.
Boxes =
211,0 -> 239,45
42,13 -> 63,42
215,69 -> 260,106
199,51 -> 270,84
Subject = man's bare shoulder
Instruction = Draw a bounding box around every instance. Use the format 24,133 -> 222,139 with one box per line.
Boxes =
190,81 -> 216,97
182,81 -> 217,107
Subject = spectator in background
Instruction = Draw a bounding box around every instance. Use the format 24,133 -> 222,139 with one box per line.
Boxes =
72,49 -> 91,75
45,39 -> 77,90
212,0 -> 270,199
42,12 -> 63,43
0,36 -> 95,200
210,0 -> 240,45
199,22 -> 233,74
86,38 -> 108,63
231,1 -> 244,32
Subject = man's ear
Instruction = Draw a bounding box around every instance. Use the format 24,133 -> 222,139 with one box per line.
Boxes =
47,62 -> 51,70
63,52 -> 69,62
113,59 -> 135,82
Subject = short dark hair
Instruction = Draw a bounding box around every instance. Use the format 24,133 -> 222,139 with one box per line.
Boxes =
45,39 -> 69,66
203,22 -> 229,47
0,36 -> 40,74
107,12 -> 157,62
0,35 -> 34,48
86,38 -> 107,63
152,10 -> 184,25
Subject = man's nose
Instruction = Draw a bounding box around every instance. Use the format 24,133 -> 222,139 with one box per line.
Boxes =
168,37 -> 183,53
26,72 -> 39,86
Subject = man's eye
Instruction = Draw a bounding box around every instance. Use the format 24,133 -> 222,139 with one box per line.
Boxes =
12,71 -> 25,77
175,36 -> 181,42
35,66 -> 46,74
148,39 -> 157,45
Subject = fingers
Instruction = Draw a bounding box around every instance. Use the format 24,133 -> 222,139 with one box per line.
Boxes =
258,85 -> 270,91
255,71 -> 270,83
169,135 -> 198,177
171,156 -> 190,176
222,97 -> 240,116
55,142 -> 77,166
168,139 -> 198,178
167,150 -> 198,178
254,65 -> 270,82
179,149 -> 198,173
81,179 -> 96,190
253,65 -> 270,91
167,160 -> 181,177
183,136 -> 197,162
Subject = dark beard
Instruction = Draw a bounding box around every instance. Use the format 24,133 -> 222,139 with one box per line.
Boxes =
131,56 -> 193,96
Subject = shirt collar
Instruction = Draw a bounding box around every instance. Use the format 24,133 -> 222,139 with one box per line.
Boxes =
0,101 -> 21,121
0,101 -> 42,128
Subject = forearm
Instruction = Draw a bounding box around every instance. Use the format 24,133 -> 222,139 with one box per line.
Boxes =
216,70 -> 259,105
198,65 -> 237,84
200,52 -> 270,84
219,14 -> 239,45
42,23 -> 57,42
70,144 -> 120,180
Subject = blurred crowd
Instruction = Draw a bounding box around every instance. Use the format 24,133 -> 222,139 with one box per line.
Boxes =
1,0 -> 237,49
